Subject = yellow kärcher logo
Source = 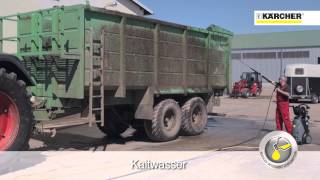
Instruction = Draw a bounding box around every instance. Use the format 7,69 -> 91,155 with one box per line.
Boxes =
255,11 -> 304,25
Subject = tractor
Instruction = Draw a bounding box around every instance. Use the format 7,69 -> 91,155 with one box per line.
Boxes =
231,72 -> 262,98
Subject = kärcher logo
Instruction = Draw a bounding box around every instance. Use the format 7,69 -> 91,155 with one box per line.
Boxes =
255,11 -> 305,25
257,13 -> 302,20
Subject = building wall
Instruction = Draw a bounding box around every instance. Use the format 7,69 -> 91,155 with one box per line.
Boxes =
0,0 -> 144,16
104,0 -> 146,16
231,47 -> 320,83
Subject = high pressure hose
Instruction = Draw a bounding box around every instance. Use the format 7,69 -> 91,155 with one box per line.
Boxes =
258,86 -> 277,137
216,86 -> 277,151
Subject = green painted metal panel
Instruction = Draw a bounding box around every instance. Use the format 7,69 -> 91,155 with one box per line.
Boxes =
15,5 -> 85,101
0,19 -> 2,53
1,4 -> 233,116
83,6 -> 233,93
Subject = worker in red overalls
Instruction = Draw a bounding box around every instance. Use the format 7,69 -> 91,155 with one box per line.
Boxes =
273,77 -> 293,134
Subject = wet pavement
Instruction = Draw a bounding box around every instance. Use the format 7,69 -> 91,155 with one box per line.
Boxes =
28,85 -> 320,151
29,115 -> 320,151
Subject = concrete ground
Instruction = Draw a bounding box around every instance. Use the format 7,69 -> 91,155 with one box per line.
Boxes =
2,151 -> 320,180
3,85 -> 320,179
28,85 -> 320,151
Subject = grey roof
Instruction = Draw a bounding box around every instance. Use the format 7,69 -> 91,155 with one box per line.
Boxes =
130,0 -> 153,15
232,30 -> 320,50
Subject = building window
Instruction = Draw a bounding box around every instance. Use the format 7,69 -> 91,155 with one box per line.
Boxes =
278,51 -> 310,58
295,68 -> 304,75
231,53 -> 241,59
242,52 -> 276,59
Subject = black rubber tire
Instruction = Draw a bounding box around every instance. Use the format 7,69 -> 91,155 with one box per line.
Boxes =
180,97 -> 208,136
311,94 -> 319,104
0,68 -> 33,151
256,89 -> 261,97
242,89 -> 250,98
303,133 -> 312,144
144,99 -> 182,142
96,107 -> 132,137
289,99 -> 298,103
229,91 -> 236,98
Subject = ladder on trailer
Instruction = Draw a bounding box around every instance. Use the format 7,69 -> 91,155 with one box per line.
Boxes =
88,29 -> 105,127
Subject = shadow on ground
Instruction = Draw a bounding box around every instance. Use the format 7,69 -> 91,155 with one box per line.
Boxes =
31,128 -> 151,151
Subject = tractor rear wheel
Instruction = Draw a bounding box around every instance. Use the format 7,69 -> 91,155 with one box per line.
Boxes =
180,97 -> 208,136
0,68 -> 33,151
144,99 -> 182,142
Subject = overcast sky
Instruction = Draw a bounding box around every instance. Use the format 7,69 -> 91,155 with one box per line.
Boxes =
140,0 -> 320,34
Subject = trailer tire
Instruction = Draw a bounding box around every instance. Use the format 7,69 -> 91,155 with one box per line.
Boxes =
0,68 -> 33,151
97,107 -> 131,138
180,97 -> 207,136
144,99 -> 182,142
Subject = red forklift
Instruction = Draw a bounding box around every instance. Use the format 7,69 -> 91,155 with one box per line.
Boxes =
231,72 -> 263,98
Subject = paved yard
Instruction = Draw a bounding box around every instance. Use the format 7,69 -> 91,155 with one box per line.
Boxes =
28,85 -> 320,151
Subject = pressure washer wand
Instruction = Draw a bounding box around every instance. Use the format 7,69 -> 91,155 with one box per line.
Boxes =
237,60 -> 279,87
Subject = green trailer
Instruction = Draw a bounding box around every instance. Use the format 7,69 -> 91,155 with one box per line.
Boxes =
0,4 -> 233,150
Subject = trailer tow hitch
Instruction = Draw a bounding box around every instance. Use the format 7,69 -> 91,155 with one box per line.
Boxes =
30,96 -> 44,108
43,128 -> 57,138
34,126 -> 57,138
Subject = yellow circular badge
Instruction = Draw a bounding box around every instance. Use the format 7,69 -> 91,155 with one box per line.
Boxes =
259,131 -> 298,168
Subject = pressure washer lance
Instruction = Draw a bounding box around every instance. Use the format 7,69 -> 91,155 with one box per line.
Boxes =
240,60 -> 281,136
216,60 -> 280,151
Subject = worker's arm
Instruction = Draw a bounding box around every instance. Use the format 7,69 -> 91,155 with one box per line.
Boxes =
276,88 -> 289,97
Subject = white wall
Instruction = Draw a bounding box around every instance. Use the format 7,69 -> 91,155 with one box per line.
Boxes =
105,0 -> 145,16
231,47 -> 320,83
0,0 -> 144,16
48,0 -> 145,16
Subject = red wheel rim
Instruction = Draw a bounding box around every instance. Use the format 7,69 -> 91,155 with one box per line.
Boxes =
0,92 -> 20,150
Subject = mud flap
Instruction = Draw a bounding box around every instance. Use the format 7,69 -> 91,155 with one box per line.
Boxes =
207,96 -> 220,113
134,87 -> 154,120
